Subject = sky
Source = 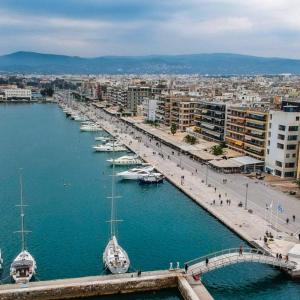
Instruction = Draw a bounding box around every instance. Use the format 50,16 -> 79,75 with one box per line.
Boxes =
0,0 -> 300,58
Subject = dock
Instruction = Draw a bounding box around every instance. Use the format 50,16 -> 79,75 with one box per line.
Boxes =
0,270 -> 213,300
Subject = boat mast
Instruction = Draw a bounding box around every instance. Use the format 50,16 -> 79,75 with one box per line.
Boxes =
110,140 -> 116,237
19,172 -> 26,251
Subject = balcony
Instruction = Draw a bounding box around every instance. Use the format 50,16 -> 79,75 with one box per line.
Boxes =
245,122 -> 266,131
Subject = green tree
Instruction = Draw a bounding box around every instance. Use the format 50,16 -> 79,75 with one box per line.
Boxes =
184,134 -> 197,145
211,144 -> 224,156
170,123 -> 177,135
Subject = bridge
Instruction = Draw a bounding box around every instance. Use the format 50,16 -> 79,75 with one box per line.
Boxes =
185,248 -> 297,276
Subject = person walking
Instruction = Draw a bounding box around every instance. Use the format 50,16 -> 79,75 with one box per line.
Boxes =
205,257 -> 209,266
286,218 -> 289,224
292,215 -> 296,222
239,245 -> 243,256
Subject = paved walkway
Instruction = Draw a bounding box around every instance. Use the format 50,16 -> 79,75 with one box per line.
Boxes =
76,103 -> 300,259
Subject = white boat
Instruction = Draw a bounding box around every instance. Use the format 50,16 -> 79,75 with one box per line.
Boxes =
80,125 -> 102,132
116,166 -> 159,180
95,136 -> 111,142
103,142 -> 130,274
93,142 -> 127,152
10,174 -> 37,284
107,155 -> 142,166
139,173 -> 164,184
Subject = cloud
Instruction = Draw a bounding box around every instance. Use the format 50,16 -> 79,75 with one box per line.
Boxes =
0,0 -> 300,58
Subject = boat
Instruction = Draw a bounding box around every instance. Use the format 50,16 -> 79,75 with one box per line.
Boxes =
116,166 -> 160,180
139,173 -> 164,184
93,142 -> 127,152
80,124 -> 102,132
10,173 -> 37,284
103,142 -> 130,274
95,136 -> 111,142
107,155 -> 142,166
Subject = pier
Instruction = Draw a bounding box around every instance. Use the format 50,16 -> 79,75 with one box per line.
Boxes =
0,270 -> 213,300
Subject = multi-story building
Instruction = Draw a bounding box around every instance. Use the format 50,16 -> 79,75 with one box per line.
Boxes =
127,86 -> 151,114
244,110 -> 269,160
195,102 -> 227,142
143,98 -> 158,122
265,105 -> 300,178
156,94 -> 196,131
4,89 -> 31,100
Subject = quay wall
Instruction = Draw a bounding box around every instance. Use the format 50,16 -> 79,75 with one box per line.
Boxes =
0,272 -> 179,300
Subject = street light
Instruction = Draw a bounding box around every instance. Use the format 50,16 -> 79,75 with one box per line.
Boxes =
245,183 -> 249,210
205,163 -> 209,185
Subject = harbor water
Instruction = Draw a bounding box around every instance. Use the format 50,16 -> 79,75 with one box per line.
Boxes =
0,103 -> 299,300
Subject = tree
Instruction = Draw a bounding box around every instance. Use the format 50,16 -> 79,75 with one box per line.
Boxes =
295,179 -> 300,189
170,123 -> 177,135
211,144 -> 224,156
184,134 -> 197,145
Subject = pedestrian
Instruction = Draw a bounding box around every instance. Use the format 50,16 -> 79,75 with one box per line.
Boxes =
298,233 -> 300,241
213,199 -> 215,205
229,199 -> 231,206
220,200 -> 223,206
286,218 -> 289,224
293,215 -> 296,222
279,254 -> 282,260
219,193 -> 221,199
205,257 -> 209,266
214,187 -> 217,193
276,253 -> 279,259
285,255 -> 289,262
184,264 -> 188,273
239,245 -> 243,255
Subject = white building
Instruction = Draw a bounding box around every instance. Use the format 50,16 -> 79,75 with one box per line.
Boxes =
143,98 -> 158,122
265,107 -> 300,178
4,89 -> 32,100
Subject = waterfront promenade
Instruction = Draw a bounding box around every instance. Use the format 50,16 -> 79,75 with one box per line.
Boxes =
77,103 -> 300,276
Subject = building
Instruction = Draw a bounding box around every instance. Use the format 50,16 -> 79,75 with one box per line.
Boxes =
195,102 -> 227,142
4,89 -> 31,100
127,86 -> 151,114
143,98 -> 158,122
226,107 -> 268,161
156,95 -> 196,131
265,105 -> 300,178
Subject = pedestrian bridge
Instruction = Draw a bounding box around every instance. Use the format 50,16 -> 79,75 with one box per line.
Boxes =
185,248 -> 297,276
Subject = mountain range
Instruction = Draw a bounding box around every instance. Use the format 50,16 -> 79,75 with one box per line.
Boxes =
0,51 -> 300,75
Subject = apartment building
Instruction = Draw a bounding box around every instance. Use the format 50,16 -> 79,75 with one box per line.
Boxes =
226,107 -> 268,161
265,105 -> 300,178
143,98 -> 158,122
127,86 -> 151,114
156,95 -> 196,131
195,102 -> 227,142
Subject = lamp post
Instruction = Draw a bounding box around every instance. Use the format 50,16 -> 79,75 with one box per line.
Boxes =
245,183 -> 249,210
205,163 -> 209,185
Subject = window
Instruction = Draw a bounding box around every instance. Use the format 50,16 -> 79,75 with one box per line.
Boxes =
289,126 -> 298,131
293,153 -> 296,158
278,125 -> 286,131
278,134 -> 285,140
276,161 -> 282,167
275,170 -> 282,176
270,114 -> 272,120
267,149 -> 270,154
285,162 -> 295,168
287,144 -> 297,150
268,140 -> 270,146
288,135 -> 298,141
269,123 -> 272,129
277,143 -> 284,149
284,172 -> 295,178
268,131 -> 271,137
296,116 -> 299,121
286,154 -> 290,158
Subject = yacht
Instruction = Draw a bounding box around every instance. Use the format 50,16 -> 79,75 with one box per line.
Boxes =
103,142 -> 130,274
139,173 -> 164,184
116,166 -> 160,180
107,155 -> 142,166
10,174 -> 37,284
95,136 -> 111,142
80,124 -> 102,132
93,142 -> 127,152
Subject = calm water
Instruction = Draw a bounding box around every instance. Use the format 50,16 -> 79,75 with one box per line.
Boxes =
0,104 -> 299,300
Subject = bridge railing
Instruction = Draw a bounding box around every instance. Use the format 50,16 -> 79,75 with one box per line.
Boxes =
184,247 -> 269,267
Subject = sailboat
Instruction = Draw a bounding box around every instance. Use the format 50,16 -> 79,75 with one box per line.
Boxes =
103,141 -> 130,274
10,173 -> 37,284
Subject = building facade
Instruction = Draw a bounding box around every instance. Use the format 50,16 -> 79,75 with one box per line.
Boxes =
265,107 -> 300,178
4,89 -> 31,100
143,98 -> 158,122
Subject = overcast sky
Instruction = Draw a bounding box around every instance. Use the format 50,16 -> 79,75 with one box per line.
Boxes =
0,0 -> 300,58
